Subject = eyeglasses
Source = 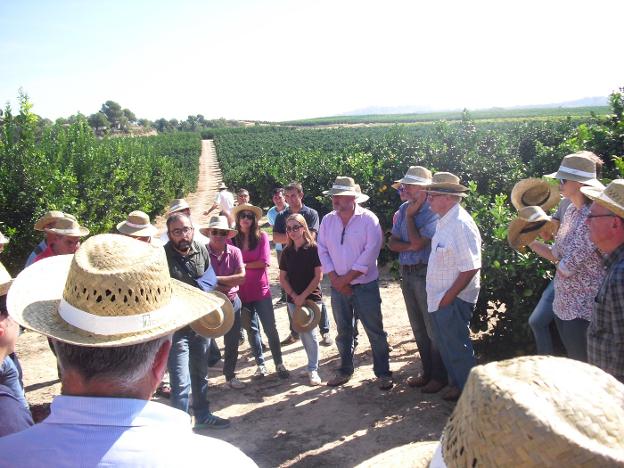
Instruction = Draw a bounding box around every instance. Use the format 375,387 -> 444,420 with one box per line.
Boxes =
170,226 -> 194,237
559,179 -> 568,185
211,229 -> 230,237
238,212 -> 255,220
286,225 -> 302,233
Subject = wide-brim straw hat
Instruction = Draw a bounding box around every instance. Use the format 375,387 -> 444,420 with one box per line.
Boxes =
508,206 -> 556,251
323,176 -> 365,197
217,182 -> 228,190
391,166 -> 433,190
116,210 -> 158,237
190,290 -> 235,338
6,234 -> 226,347
545,151 -> 604,188
45,217 -> 89,237
354,184 -> 369,204
231,203 -> 263,220
292,300 -> 321,334
581,179 -> 624,219
427,172 -> 469,197
0,231 -> 8,245
511,178 -> 560,212
34,210 -> 66,231
0,262 -> 12,296
167,198 -> 191,216
384,356 -> 624,467
199,215 -> 238,239
355,441 -> 439,468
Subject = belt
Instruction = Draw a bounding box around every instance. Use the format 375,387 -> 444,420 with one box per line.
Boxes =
401,263 -> 427,273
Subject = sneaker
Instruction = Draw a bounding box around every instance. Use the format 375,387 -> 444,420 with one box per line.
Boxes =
276,363 -> 290,379
238,336 -> 245,347
320,333 -> 334,347
275,297 -> 286,306
280,333 -> 299,347
308,370 -> 322,386
194,413 -> 230,430
253,365 -> 269,379
378,376 -> 394,390
327,372 -> 351,387
227,377 -> 246,389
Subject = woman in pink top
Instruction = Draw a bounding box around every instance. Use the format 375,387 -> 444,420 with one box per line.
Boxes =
230,204 -> 289,379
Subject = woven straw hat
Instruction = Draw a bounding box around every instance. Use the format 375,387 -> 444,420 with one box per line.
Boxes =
217,182 -> 228,190
507,206 -> 555,251
511,178 -> 560,212
45,217 -> 89,237
391,166 -> 433,190
323,176 -> 363,197
34,211 -> 70,231
116,211 -> 158,237
355,441 -> 439,468
0,231 -> 8,245
199,216 -> 238,239
427,172 -> 469,197
6,234 -> 226,347
167,198 -> 191,216
0,262 -> 12,296
292,300 -> 321,334
354,184 -> 369,204
190,290 -> 235,338
231,203 -> 263,221
581,179 -> 624,219
545,152 -> 604,188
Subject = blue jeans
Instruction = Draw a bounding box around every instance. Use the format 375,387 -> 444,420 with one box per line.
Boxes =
528,281 -> 556,355
401,268 -> 447,382
167,326 -> 211,421
431,298 -> 476,390
244,296 -> 283,367
287,303 -> 320,371
554,316 -> 589,362
330,280 -> 391,378
289,300 -> 330,337
223,295 -> 242,381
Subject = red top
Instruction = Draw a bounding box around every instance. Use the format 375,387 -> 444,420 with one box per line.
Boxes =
33,245 -> 55,263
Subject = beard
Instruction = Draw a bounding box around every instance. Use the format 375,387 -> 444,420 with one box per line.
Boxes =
172,238 -> 192,252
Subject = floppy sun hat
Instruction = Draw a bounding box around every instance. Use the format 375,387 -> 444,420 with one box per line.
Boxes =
190,290 -> 235,338
116,210 -> 158,237
545,152 -> 604,189
510,178 -> 560,212
581,179 -> 624,219
291,300 -> 321,334
231,203 -> 263,220
0,262 -> 12,297
199,215 -> 238,239
45,217 -> 89,237
7,234 -> 226,347
217,182 -> 228,190
167,198 -> 191,216
391,166 -> 433,190
34,210 -> 70,231
426,172 -> 469,197
507,206 -> 556,251
323,176 -> 363,197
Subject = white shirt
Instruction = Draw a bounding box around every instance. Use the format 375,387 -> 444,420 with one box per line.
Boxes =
426,203 -> 481,312
214,190 -> 235,214
0,396 -> 256,467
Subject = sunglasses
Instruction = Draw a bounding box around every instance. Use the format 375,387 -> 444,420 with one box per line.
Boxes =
238,212 -> 255,220
286,224 -> 302,233
211,229 -> 230,237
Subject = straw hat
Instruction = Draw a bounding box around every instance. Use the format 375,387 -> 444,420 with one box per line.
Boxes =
45,217 -> 89,237
34,211 -> 67,231
511,178 -> 560,212
545,152 -> 604,188
199,216 -> 238,239
6,234 -> 226,347
323,176 -> 364,197
217,182 -> 228,190
581,179 -> 624,219
116,211 -> 158,237
0,231 -> 8,245
167,198 -> 191,216
189,290 -> 235,338
354,184 -> 369,204
291,300 -> 321,334
231,203 -> 263,221
0,262 -> 12,296
427,172 -> 469,197
507,206 -> 556,251
391,166 -> 433,190
355,441 -> 439,468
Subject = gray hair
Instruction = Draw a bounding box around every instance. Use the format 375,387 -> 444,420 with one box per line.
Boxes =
53,335 -> 171,389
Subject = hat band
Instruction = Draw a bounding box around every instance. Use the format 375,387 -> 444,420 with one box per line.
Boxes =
125,221 -> 152,229
402,175 -> 431,184
525,212 -> 545,222
331,184 -> 356,191
520,220 -> 547,234
58,298 -> 174,336
558,166 -> 595,178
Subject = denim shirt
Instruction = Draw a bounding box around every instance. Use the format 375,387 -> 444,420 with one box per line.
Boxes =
391,201 -> 438,265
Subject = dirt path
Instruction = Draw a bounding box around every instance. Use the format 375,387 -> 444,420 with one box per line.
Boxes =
16,141 -> 452,467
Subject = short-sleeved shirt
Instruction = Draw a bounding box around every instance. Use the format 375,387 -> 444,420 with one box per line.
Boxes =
0,384 -> 33,437
215,190 -> 235,214
391,201 -> 438,265
208,244 -> 244,301
426,203 -> 482,312
279,244 -> 322,303
274,205 -> 320,236
267,204 -> 289,252
230,232 -> 271,303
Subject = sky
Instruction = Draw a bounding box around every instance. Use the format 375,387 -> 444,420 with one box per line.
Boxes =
1,0 -> 623,122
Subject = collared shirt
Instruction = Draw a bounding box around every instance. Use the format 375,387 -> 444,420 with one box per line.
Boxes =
317,205 -> 383,285
267,204 -> 289,252
25,240 -> 47,268
391,201 -> 438,265
33,244 -> 55,263
164,240 -> 212,289
274,205 -> 320,235
426,203 -> 481,312
208,243 -> 244,301
214,190 -> 235,214
0,396 -> 256,467
588,244 -> 624,383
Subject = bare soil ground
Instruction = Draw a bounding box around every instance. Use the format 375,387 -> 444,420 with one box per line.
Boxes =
16,141 -> 452,467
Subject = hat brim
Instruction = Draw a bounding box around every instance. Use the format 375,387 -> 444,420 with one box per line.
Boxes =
7,255 -> 226,347
116,222 -> 158,238
507,218 -> 555,251
45,227 -> 90,237
190,290 -> 235,338
167,204 -> 191,216
356,194 -> 369,204
355,441 -> 439,468
545,171 -> 605,189
0,279 -> 12,297
323,189 -> 358,197
34,214 -> 65,231
581,186 -> 624,219
292,300 -> 321,334
511,178 -> 560,212
231,204 -> 263,220
198,227 -> 238,239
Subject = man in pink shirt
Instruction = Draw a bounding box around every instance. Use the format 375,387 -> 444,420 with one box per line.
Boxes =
317,177 -> 393,390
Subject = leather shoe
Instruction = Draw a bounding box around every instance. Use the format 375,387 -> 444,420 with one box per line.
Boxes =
442,386 -> 462,401
421,379 -> 446,394
280,333 -> 299,346
327,372 -> 351,387
406,375 -> 429,388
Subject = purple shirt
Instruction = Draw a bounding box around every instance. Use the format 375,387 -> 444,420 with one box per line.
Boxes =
230,231 -> 271,303
208,243 -> 244,302
317,205 -> 383,285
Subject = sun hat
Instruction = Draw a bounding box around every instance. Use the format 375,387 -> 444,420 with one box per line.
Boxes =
0,262 -> 12,296
391,166 -> 433,190
0,231 -> 8,245
323,176 -> 362,197
45,217 -> 89,237
189,290 -> 235,338
354,184 -> 369,204
116,210 -> 158,237
6,234 -> 226,347
511,178 -> 560,212
581,179 -> 624,219
34,211 -> 68,231
507,206 -> 556,251
291,300 -> 321,334
167,198 -> 191,216
217,182 -> 228,190
426,172 -> 469,197
355,441 -> 439,468
199,216 -> 238,238
231,203 -> 263,221
545,151 -> 604,188
358,356 -> 624,467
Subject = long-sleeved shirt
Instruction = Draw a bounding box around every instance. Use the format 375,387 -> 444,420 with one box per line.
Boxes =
317,205 -> 383,285
588,244 -> 624,383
